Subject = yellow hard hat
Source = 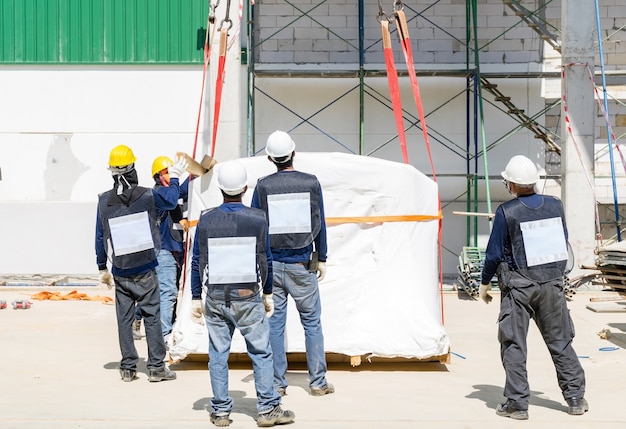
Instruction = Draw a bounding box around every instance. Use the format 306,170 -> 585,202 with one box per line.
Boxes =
152,156 -> 174,177
109,145 -> 136,167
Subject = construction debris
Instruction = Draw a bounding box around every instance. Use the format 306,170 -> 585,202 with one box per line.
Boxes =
30,290 -> 113,304
457,246 -> 499,298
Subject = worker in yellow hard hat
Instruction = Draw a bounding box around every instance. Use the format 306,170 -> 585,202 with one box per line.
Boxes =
142,155 -> 190,346
95,144 -> 187,383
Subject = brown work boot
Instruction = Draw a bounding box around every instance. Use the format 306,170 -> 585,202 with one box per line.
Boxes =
148,367 -> 176,382
257,405 -> 295,427
310,383 -> 335,396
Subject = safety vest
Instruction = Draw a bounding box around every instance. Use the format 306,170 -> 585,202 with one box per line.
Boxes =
255,171 -> 321,249
501,195 -> 568,282
97,187 -> 161,270
196,206 -> 268,302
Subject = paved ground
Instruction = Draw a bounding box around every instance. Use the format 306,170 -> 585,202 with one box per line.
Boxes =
1,284 -> 625,429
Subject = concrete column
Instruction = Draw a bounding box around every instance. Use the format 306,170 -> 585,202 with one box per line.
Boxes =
561,0 -> 596,276
208,0 -> 245,162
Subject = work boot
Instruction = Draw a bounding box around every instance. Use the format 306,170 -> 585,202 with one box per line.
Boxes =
210,413 -> 232,427
119,368 -> 138,382
148,367 -> 177,382
256,405 -> 295,427
566,397 -> 589,415
496,400 -> 529,420
310,383 -> 335,396
132,319 -> 143,340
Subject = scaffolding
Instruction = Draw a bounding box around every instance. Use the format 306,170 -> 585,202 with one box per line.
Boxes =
243,0 -> 626,276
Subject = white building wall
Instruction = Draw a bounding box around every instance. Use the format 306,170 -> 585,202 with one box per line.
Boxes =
1,0 -> 625,277
0,66 -> 215,274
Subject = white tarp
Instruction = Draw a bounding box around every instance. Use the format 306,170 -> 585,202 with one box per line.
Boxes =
169,152 -> 450,363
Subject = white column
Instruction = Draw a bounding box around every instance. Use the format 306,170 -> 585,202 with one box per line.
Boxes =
561,0 -> 597,275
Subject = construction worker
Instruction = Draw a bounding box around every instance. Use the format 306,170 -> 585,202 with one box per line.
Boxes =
151,155 -> 189,344
190,161 -> 295,427
96,144 -> 186,383
251,130 -> 333,397
134,157 -> 190,342
479,155 -> 587,420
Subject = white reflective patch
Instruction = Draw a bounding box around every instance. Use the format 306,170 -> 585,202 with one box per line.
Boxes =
108,211 -> 154,256
267,192 -> 311,234
520,217 -> 567,266
208,236 -> 257,284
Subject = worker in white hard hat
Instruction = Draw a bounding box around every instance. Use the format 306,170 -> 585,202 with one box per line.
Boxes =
479,155 -> 587,420
189,160 -> 295,427
251,130 -> 334,397
95,145 -> 187,383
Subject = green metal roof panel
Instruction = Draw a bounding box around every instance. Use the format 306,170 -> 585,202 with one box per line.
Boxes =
0,0 -> 209,64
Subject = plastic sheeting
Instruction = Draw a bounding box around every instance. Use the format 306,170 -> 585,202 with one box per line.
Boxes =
168,152 -> 450,363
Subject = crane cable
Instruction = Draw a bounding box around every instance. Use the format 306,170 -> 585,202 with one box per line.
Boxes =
183,0 -> 219,292
192,0 -> 219,159
377,4 -> 409,164
210,0 -> 233,158
392,2 -> 444,321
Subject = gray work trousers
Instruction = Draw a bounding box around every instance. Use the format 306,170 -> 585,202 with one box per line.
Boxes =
114,269 -> 166,371
497,271 -> 585,410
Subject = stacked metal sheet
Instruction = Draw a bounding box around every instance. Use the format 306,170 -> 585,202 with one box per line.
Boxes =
592,240 -> 626,291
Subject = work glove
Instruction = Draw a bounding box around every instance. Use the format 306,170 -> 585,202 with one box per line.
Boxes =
168,156 -> 188,179
479,283 -> 493,304
99,269 -> 114,289
191,299 -> 205,325
262,293 -> 274,318
316,262 -> 326,282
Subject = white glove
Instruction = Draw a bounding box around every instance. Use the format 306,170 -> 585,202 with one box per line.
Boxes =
191,299 -> 204,325
99,269 -> 114,289
262,293 -> 274,318
316,261 -> 326,282
168,156 -> 188,179
479,283 -> 493,304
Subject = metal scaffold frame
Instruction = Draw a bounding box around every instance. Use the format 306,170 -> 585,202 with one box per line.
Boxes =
243,0 -> 626,275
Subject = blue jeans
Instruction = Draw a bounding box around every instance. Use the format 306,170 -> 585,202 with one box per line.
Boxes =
270,261 -> 329,390
156,249 -> 178,337
204,294 -> 281,415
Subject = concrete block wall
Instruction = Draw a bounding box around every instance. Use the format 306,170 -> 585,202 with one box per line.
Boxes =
255,0 -> 544,66
546,0 -> 626,70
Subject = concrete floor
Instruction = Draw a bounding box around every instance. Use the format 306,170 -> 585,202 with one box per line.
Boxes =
1,285 -> 625,429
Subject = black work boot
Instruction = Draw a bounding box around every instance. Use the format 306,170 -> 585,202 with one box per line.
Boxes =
566,397 -> 589,415
496,399 -> 529,420
119,368 -> 138,382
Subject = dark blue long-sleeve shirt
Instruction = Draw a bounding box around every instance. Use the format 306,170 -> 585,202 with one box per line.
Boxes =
250,172 -> 328,264
95,178 -> 180,276
155,177 -> 189,253
190,203 -> 274,299
480,193 -> 568,285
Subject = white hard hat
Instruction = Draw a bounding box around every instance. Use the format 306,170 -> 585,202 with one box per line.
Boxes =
501,155 -> 539,185
265,130 -> 295,160
217,161 -> 248,196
